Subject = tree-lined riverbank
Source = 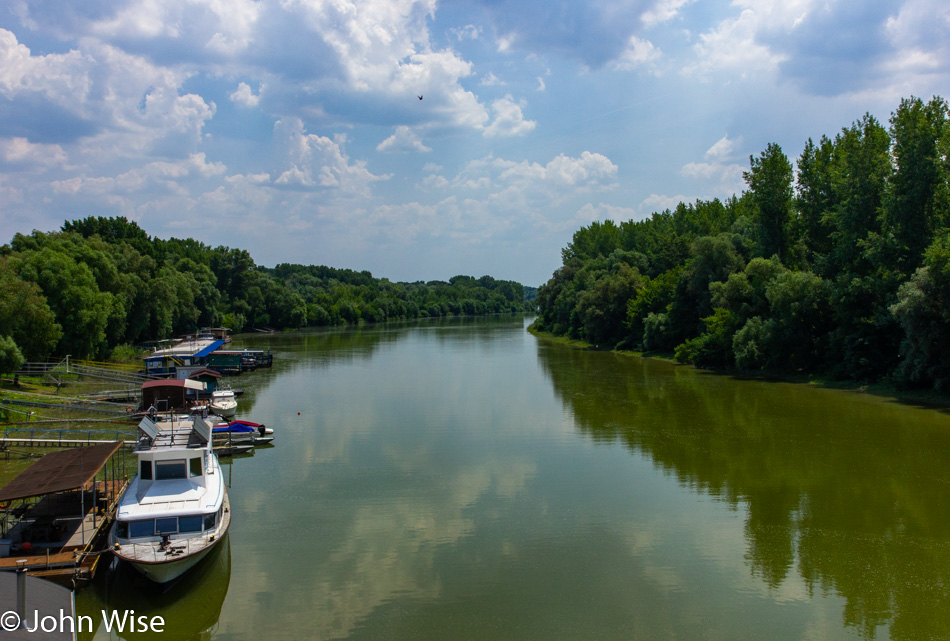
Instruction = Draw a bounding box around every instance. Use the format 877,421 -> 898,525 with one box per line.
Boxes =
0,217 -> 532,363
533,95 -> 950,393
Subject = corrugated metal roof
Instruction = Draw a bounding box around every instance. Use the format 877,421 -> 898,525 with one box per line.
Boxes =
0,441 -> 124,502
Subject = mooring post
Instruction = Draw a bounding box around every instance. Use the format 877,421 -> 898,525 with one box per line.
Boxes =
16,558 -> 27,629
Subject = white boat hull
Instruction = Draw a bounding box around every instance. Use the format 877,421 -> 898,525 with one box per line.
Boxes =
113,498 -> 230,584
209,389 -> 238,418
210,402 -> 236,418
129,542 -> 217,583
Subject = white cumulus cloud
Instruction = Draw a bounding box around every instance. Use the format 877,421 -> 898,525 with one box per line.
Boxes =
641,0 -> 695,28
483,95 -> 536,138
0,138 -> 68,168
377,125 -> 432,153
640,193 -> 693,214
274,118 -> 387,193
611,36 -> 661,71
230,82 -> 262,107
683,8 -> 786,78
680,135 -> 745,196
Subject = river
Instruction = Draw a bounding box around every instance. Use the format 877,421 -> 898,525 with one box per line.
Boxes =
78,316 -> 950,640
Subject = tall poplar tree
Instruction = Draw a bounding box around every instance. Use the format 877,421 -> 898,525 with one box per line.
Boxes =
887,96 -> 949,270
796,136 -> 835,269
744,143 -> 794,262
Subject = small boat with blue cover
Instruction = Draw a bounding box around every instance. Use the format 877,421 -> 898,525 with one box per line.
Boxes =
212,420 -> 273,436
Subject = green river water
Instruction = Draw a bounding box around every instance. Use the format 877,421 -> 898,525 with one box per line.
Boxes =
72,316 -> 950,640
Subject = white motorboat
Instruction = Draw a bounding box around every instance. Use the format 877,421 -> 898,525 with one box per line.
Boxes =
209,388 -> 237,418
110,415 -> 230,584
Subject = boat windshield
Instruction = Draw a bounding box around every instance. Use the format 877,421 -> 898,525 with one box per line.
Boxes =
118,515 -> 212,539
155,460 -> 187,480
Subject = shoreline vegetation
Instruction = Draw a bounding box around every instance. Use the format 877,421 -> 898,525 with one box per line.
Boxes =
2,93 -> 948,406
532,95 -> 950,398
0,216 -> 534,369
527,323 -> 950,410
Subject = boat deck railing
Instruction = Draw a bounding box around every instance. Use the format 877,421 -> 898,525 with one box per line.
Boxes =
115,535 -> 217,563
135,414 -> 211,451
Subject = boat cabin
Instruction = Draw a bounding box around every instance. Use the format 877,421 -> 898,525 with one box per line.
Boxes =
198,327 -> 232,342
117,416 -> 220,540
141,379 -> 207,413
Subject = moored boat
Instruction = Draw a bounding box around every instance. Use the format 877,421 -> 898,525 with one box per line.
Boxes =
110,415 -> 230,584
212,419 -> 273,436
209,388 -> 237,418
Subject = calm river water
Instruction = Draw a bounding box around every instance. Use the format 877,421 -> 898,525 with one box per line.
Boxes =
78,316 -> 950,640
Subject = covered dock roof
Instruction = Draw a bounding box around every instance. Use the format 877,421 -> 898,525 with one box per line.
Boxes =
0,441 -> 124,502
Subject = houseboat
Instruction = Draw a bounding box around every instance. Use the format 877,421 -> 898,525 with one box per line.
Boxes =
206,349 -> 273,374
110,415 -> 230,584
143,338 -> 225,377
198,327 -> 232,343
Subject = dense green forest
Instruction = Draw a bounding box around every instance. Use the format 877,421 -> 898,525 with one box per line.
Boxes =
0,217 -> 530,364
533,95 -> 950,393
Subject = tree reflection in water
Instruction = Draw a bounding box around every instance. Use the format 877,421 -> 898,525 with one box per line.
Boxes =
536,342 -> 950,639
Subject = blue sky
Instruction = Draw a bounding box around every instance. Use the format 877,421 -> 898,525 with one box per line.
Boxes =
1,0 -> 947,285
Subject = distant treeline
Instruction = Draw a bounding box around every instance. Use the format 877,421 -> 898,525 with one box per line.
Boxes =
0,217 -> 530,363
533,95 -> 950,393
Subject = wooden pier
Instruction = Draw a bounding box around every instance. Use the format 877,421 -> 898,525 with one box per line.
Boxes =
0,442 -> 129,587
0,437 -> 133,449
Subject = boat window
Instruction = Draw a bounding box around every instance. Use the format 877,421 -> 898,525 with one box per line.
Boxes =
155,517 -> 178,535
203,513 -> 216,531
155,460 -> 187,480
129,519 -> 154,538
140,460 -> 153,480
179,516 -> 202,533
116,521 -> 129,538
190,457 -> 203,477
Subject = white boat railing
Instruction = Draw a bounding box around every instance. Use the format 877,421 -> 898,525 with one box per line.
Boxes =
119,536 -> 214,563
